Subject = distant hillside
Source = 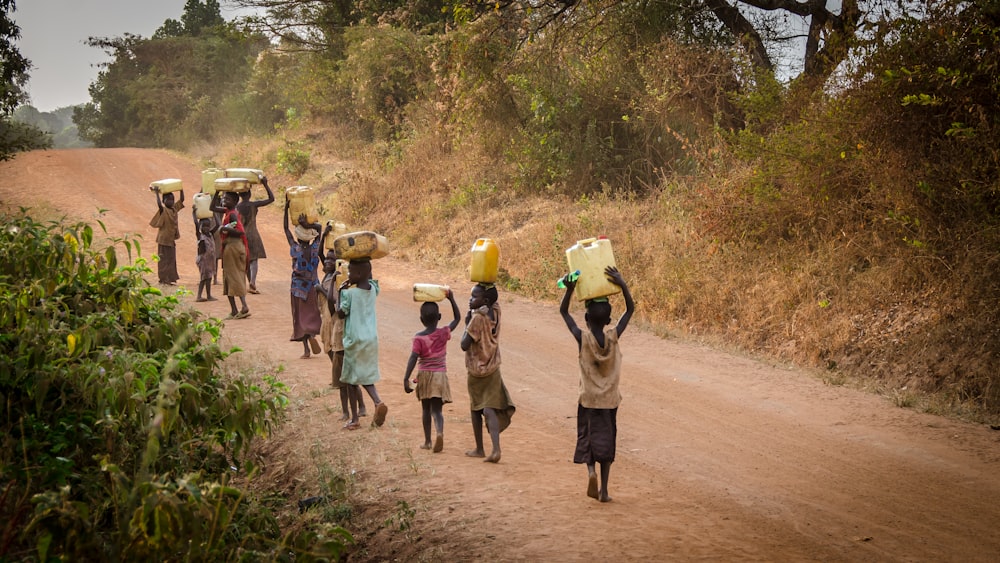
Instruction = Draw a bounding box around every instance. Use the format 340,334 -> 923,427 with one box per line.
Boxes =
13,105 -> 92,149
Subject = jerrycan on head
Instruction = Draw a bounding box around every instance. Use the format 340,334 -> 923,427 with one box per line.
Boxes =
413,283 -> 450,303
333,231 -> 389,261
214,178 -> 251,194
224,168 -> 264,183
323,220 -> 348,252
193,192 -> 214,219
469,238 -> 500,284
285,186 -> 318,223
565,236 -> 620,302
201,168 -> 225,194
149,178 -> 183,194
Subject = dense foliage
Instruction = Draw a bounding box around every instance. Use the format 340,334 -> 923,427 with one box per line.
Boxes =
73,1 -> 276,148
0,1 -> 52,160
0,214 -> 350,560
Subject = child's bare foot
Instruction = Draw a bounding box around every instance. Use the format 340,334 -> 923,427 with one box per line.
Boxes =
206,296 -> 217,301
299,352 -> 311,359
465,449 -> 485,458
433,434 -> 444,453
587,473 -> 599,499
359,408 -> 368,417
373,402 -> 388,427
339,413 -> 350,421
485,450 -> 501,463
420,443 -> 432,450
599,491 -> 612,503
196,297 -> 207,302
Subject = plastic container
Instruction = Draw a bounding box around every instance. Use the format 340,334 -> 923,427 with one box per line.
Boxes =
285,186 -> 318,223
201,168 -> 225,193
333,231 -> 390,261
193,192 -> 214,219
225,168 -> 264,183
470,238 -> 500,283
213,177 -> 251,193
565,236 -> 620,301
323,220 -> 348,251
413,283 -> 450,302
149,178 -> 183,194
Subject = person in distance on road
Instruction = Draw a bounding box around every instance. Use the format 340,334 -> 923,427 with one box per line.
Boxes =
237,175 -> 275,294
210,191 -> 251,319
194,216 -> 219,302
403,289 -> 460,453
283,200 -> 323,359
149,186 -> 185,285
337,258 -> 388,430
559,266 -> 634,503
461,283 -> 515,463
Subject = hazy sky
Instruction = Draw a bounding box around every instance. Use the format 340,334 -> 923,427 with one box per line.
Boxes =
17,1 -> 256,112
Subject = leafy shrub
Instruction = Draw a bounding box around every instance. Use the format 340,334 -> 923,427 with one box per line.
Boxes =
0,213 -> 351,560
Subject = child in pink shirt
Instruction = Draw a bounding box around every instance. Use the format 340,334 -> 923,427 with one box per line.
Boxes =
404,290 -> 460,452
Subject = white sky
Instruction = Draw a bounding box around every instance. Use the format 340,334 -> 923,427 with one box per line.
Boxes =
16,1 -> 256,112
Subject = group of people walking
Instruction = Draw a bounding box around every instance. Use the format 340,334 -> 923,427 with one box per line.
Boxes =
149,180 -> 636,502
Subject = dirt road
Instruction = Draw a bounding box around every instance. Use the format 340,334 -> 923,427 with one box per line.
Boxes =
3,149 -> 1000,561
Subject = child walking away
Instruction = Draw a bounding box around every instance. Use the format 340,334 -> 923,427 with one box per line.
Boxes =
559,266 -> 634,503
283,200 -> 323,359
317,246 -> 366,420
149,186 -> 185,285
404,289 -> 460,452
461,283 -> 515,463
337,258 -> 388,430
237,176 -> 275,294
195,217 -> 219,302
210,191 -> 250,319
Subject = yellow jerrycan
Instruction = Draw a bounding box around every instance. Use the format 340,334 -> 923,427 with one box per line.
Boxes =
565,236 -> 620,301
413,283 -> 450,302
323,220 -> 348,252
193,192 -> 214,219
225,168 -> 264,183
149,178 -> 183,194
469,238 -> 500,283
333,231 -> 390,261
201,168 -> 225,194
285,186 -> 318,223
213,178 -> 251,194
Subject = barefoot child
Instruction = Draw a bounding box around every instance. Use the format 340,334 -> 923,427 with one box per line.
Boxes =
210,191 -> 250,319
195,217 -> 219,302
404,289 -> 460,452
559,266 -> 634,503
337,258 -> 388,429
461,283 -> 515,463
283,201 -> 322,359
149,187 -> 185,285
317,245 -> 366,420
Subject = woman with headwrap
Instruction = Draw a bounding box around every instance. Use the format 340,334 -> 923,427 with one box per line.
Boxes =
283,199 -> 323,358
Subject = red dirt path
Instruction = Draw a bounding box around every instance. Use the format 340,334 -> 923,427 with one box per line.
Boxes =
3,148 -> 1000,561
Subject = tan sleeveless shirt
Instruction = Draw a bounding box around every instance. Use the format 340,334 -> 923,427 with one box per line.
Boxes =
579,327 -> 622,409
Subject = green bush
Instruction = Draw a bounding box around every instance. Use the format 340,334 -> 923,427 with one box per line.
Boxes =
0,213 -> 351,561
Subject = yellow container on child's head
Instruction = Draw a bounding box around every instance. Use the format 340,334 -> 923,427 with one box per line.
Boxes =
333,231 -> 389,261
193,192 -> 214,219
201,168 -> 225,194
149,178 -> 183,194
469,238 -> 500,283
285,186 -> 318,223
566,236 -> 620,302
214,177 -> 251,194
323,220 -> 348,251
413,283 -> 450,302
225,168 -> 265,183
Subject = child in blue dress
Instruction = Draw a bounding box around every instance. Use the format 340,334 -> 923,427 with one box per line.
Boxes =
337,258 -> 388,429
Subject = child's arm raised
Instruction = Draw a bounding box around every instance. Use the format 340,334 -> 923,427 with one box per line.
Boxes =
256,176 -> 276,207
559,275 -> 583,345
606,266 -> 635,337
282,199 -> 295,246
446,290 -> 461,332
403,351 -> 418,394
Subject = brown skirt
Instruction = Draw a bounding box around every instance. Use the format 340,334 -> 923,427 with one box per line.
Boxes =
222,238 -> 247,297
290,287 -> 322,341
415,369 -> 453,403
467,367 -> 515,432
157,244 -> 179,284
574,405 -> 617,464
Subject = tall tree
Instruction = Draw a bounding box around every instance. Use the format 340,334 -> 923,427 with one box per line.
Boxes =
0,0 -> 51,160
